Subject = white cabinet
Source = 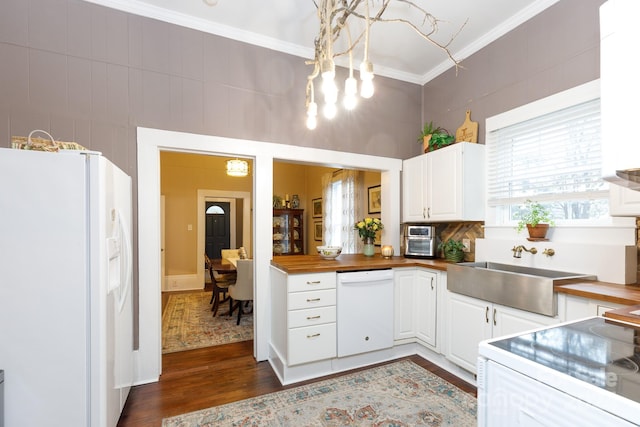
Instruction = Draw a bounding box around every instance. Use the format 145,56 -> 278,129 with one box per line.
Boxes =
446,291 -> 560,373
560,293 -> 627,321
270,270 -> 337,366
402,142 -> 484,223
393,268 -> 438,348
609,183 -> 640,216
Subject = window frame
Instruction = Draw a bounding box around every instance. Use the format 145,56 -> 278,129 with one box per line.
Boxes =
484,79 -> 613,227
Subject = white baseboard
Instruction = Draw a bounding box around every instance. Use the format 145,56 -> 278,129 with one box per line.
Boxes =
163,274 -> 202,291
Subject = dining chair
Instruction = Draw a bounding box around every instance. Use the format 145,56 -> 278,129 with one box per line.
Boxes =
228,259 -> 254,325
205,253 -> 234,315
220,248 -> 240,264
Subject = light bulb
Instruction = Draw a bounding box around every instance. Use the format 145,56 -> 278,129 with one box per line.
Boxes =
306,114 -> 317,130
322,79 -> 338,104
323,102 -> 337,119
306,101 -> 318,129
360,78 -> 374,99
343,94 -> 357,110
343,76 -> 358,110
360,60 -> 375,99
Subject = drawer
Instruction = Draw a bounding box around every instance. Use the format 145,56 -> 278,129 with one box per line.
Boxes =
288,272 -> 336,292
288,289 -> 336,310
288,306 -> 336,328
288,323 -> 336,366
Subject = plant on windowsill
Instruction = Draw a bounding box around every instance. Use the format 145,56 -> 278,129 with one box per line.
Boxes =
417,121 -> 455,153
515,199 -> 556,240
438,238 -> 466,263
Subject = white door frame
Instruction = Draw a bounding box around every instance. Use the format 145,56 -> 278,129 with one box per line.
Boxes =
135,127 -> 402,385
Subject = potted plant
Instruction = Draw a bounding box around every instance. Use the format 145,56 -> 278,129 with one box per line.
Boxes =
417,121 -> 455,153
515,200 -> 555,239
438,238 -> 466,262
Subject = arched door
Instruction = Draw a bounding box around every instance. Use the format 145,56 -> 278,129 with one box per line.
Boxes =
205,201 -> 231,259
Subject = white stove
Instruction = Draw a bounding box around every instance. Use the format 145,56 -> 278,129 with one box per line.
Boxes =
478,316 -> 640,426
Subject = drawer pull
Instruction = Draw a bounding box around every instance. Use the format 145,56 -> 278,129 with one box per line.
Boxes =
306,298 -> 321,302
306,333 -> 321,338
306,315 -> 321,320
306,280 -> 321,285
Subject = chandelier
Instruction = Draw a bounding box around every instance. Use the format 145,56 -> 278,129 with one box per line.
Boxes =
304,0 -> 463,130
226,159 -> 249,177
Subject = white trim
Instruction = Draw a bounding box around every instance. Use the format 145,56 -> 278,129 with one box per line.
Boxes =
135,127 -> 402,385
82,0 -> 559,85
486,80 -> 600,132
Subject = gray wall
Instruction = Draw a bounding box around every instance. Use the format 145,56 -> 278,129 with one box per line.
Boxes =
419,0 -> 606,146
0,0 -> 422,178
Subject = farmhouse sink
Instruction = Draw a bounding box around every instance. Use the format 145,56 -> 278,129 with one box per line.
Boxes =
447,262 -> 596,316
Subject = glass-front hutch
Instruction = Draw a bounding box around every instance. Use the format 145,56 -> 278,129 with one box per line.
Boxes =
273,209 -> 304,255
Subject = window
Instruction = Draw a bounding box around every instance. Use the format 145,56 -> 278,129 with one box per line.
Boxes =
486,80 -> 609,225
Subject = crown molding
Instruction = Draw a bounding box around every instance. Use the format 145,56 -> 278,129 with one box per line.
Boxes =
82,0 -> 560,86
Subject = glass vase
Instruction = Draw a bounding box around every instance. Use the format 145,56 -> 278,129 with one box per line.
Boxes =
362,237 -> 375,256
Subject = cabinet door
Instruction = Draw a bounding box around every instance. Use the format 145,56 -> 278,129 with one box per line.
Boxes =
402,155 -> 427,222
446,292 -> 491,373
426,144 -> 462,221
492,304 -> 559,338
394,269 -> 416,340
415,269 -> 437,347
609,184 -> 640,216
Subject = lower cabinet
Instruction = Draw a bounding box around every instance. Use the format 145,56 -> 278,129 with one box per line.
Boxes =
446,291 -> 560,373
393,268 -> 438,348
271,269 -> 337,366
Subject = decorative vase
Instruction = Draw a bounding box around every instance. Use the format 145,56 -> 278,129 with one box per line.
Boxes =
362,237 -> 375,256
291,194 -> 300,209
422,134 -> 432,153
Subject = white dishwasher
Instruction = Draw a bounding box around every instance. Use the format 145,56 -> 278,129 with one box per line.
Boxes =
337,269 -> 394,357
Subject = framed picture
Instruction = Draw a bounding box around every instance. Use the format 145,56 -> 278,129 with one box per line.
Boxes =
368,185 -> 381,214
314,221 -> 323,241
312,198 -> 323,218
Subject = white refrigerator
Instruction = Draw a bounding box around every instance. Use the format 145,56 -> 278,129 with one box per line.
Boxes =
0,148 -> 134,427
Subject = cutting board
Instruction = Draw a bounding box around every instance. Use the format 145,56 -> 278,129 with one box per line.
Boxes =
455,110 -> 478,143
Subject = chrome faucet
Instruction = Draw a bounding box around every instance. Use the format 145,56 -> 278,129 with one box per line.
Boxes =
512,245 -> 537,258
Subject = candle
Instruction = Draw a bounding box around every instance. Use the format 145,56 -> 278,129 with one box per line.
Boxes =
285,194 -> 289,201
381,245 -> 394,259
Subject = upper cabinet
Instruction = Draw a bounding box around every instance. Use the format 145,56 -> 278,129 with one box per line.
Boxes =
402,142 -> 485,223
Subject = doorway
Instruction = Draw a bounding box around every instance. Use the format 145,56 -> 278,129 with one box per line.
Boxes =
136,128 -> 401,383
205,201 -> 231,259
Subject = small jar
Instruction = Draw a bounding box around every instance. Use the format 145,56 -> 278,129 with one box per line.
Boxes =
381,245 -> 394,259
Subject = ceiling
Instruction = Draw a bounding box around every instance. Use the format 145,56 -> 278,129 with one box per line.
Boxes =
86,0 -> 559,85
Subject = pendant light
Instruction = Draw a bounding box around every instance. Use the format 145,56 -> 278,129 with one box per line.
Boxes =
226,159 -> 249,177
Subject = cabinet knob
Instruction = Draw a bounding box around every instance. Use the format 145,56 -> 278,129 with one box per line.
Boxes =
306,333 -> 321,339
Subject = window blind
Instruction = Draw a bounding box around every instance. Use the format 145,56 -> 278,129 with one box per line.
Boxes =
487,98 -> 606,206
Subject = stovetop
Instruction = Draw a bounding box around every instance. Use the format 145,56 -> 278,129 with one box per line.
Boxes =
489,316 -> 640,404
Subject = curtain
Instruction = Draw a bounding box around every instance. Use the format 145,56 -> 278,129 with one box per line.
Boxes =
321,170 -> 363,253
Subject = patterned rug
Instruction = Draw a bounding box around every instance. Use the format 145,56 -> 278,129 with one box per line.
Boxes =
162,291 -> 253,354
162,360 -> 477,426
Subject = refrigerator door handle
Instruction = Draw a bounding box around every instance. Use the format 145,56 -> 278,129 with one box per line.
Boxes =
116,208 -> 132,314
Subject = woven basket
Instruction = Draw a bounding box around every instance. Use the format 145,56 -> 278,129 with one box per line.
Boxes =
11,130 -> 86,152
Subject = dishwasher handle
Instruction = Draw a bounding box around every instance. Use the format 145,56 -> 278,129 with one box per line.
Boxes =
337,269 -> 394,285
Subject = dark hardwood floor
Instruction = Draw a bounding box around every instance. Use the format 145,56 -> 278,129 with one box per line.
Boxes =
117,340 -> 477,426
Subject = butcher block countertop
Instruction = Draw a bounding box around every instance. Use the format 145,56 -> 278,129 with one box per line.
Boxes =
270,254 -> 450,273
603,304 -> 640,325
271,254 -> 640,305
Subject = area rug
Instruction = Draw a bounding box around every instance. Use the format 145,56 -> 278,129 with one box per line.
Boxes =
162,291 -> 253,353
162,360 -> 477,426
